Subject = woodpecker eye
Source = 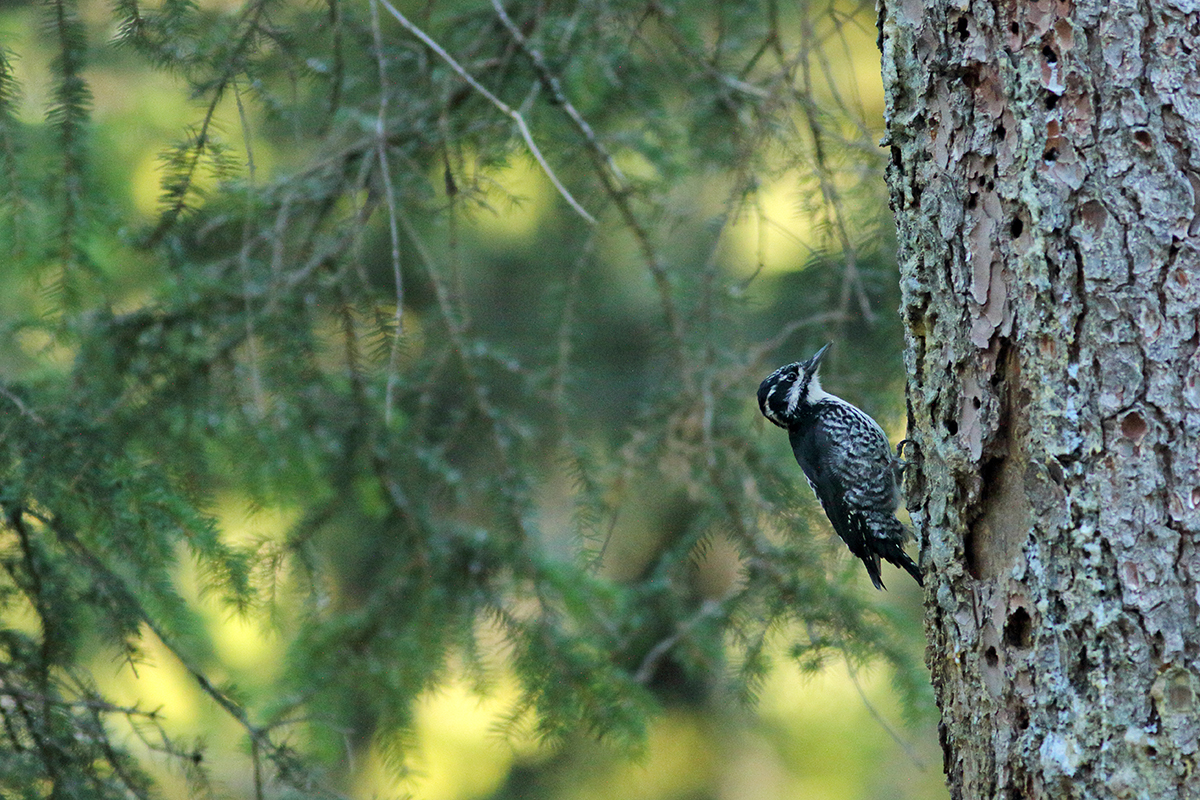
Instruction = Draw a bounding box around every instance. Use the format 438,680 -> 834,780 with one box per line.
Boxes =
757,362 -> 804,429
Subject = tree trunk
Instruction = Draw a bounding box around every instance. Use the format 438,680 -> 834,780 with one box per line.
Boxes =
878,0 -> 1200,797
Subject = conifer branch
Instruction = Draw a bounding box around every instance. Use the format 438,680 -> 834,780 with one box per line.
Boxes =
372,0 -> 596,225
149,0 -> 273,243
20,508 -> 350,800
235,79 -> 267,415
0,0 -> 924,788
777,13 -> 873,321
489,0 -> 687,369
47,0 -> 91,287
644,2 -> 772,99
0,49 -> 25,260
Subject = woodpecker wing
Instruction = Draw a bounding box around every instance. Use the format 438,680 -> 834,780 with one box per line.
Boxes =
788,400 -> 902,589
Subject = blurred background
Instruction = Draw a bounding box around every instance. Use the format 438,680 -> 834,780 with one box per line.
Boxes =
0,0 -> 947,797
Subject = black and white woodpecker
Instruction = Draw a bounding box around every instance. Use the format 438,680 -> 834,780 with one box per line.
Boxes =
757,344 -> 922,590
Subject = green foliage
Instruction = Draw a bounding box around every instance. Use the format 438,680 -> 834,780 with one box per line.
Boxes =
0,0 -> 925,796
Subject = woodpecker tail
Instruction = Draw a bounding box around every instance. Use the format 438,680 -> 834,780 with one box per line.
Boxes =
860,553 -> 886,591
890,549 -> 924,587
863,513 -> 923,589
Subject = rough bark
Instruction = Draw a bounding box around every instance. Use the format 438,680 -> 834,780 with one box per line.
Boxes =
877,0 -> 1200,798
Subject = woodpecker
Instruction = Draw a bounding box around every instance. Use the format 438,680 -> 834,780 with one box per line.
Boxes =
758,344 -> 922,589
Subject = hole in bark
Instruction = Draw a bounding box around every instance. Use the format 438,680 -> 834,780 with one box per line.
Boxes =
1145,745 -> 1158,758
1045,92 -> 1060,110
963,523 -> 979,578
1133,129 -> 1153,151
1004,607 -> 1033,649
996,122 -> 1007,140
1147,704 -> 1162,733
1047,458 -> 1065,486
960,522 -> 979,578
1043,147 -> 1059,162
1070,646 -> 1095,693
984,646 -> 999,668
1041,45 -> 1057,63
967,193 -> 978,210
945,418 -> 959,435
1010,217 -> 1024,237
955,16 -> 970,41
972,396 -> 981,409
1010,22 -> 1019,35
1121,411 -> 1148,442
1015,705 -> 1030,730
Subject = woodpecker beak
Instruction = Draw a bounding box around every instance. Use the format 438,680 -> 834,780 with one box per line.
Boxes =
808,343 -> 831,368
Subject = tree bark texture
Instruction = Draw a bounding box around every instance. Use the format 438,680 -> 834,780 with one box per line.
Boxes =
878,0 -> 1200,797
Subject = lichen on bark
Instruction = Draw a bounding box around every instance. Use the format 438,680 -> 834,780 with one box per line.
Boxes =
878,0 -> 1200,797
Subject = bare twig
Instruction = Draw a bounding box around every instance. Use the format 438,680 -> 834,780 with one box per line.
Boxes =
0,385 -> 45,424
645,1 -> 771,99
782,12 -> 874,322
746,313 -> 847,369
489,0 -> 686,364
0,683 -> 156,719
844,659 -> 927,770
369,0 -> 406,425
491,0 -> 628,185
251,736 -> 265,800
634,598 -> 729,685
550,233 -> 592,440
373,0 -> 596,225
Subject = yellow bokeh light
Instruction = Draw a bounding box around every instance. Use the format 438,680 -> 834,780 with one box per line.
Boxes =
726,175 -> 812,276
605,711 -> 716,800
356,675 -> 524,800
209,611 -> 281,676
463,154 -> 553,242
100,624 -> 205,730
203,499 -> 300,677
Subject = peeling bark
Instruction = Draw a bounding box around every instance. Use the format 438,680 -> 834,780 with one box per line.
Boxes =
878,0 -> 1200,797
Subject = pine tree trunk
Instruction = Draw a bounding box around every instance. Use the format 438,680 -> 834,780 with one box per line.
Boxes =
878,1 -> 1200,797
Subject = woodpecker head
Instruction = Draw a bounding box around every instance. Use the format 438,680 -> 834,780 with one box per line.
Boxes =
757,343 -> 830,429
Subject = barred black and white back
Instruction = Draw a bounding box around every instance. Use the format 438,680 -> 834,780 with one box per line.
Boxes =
758,344 -> 922,589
